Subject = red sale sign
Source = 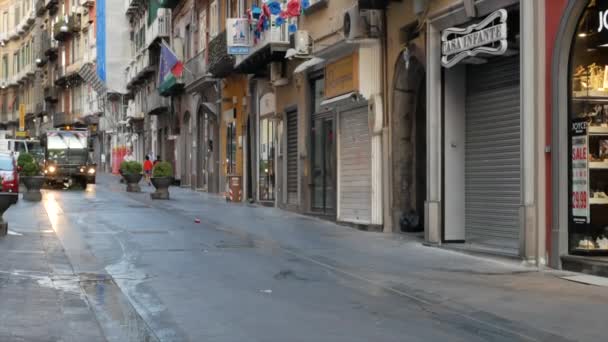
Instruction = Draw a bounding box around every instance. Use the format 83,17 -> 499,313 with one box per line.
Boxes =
572,118 -> 589,223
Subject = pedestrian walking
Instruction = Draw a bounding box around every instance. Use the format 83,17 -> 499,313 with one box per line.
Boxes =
143,155 -> 153,186
154,155 -> 161,166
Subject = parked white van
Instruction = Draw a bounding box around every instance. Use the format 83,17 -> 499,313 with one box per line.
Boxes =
0,139 -> 43,161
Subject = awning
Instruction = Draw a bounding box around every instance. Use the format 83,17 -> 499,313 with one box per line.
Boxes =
200,102 -> 217,117
293,57 -> 325,74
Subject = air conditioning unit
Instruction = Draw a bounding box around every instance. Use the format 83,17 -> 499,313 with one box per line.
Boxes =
270,62 -> 288,87
343,4 -> 383,42
295,30 -> 311,56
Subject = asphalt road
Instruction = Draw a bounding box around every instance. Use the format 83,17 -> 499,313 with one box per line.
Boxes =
2,173 -> 608,342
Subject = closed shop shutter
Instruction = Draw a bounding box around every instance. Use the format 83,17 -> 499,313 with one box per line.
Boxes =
339,104 -> 371,224
465,56 -> 521,252
286,110 -> 298,204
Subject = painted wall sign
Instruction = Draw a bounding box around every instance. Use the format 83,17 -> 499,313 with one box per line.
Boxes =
571,118 -> 589,224
441,9 -> 508,68
325,54 -> 359,99
599,10 -> 608,33
227,18 -> 251,55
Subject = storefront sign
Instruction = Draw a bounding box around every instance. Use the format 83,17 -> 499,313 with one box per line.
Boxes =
571,118 -> 589,223
226,18 -> 251,55
441,9 -> 508,68
599,10 -> 608,33
325,54 -> 359,99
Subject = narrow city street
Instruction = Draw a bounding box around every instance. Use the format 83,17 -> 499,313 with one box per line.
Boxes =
0,173 -> 605,341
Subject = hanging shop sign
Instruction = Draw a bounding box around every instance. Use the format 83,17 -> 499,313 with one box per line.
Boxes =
227,18 -> 251,55
571,118 -> 590,224
325,54 -> 359,99
441,9 -> 508,68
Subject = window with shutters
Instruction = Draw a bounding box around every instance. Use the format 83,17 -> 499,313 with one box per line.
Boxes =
199,9 -> 207,53
209,0 -> 218,38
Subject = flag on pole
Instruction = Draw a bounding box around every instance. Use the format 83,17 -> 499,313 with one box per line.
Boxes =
158,41 -> 184,94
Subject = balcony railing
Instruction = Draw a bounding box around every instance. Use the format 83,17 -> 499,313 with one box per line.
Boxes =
184,50 -> 215,92
146,8 -> 171,48
44,85 -> 59,102
44,0 -> 58,9
208,31 -> 235,78
36,0 -> 46,16
144,91 -> 170,115
125,0 -> 143,15
66,59 -> 83,75
53,14 -> 81,41
42,32 -> 59,57
234,21 -> 290,73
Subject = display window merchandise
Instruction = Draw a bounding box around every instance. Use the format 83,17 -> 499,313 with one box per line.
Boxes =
569,0 -> 608,254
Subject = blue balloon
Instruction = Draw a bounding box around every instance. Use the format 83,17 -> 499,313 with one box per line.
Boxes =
275,17 -> 285,26
288,23 -> 297,33
268,1 -> 282,15
302,0 -> 310,9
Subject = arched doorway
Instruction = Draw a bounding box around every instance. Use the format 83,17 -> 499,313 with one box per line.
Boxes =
182,111 -> 191,187
552,0 -> 608,268
196,104 -> 219,192
391,49 -> 426,233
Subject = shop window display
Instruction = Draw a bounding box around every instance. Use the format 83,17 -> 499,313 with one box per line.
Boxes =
570,0 -> 608,254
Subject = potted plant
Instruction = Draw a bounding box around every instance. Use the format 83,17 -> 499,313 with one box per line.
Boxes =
21,159 -> 44,202
150,161 -> 172,200
120,161 -> 143,192
17,152 -> 34,171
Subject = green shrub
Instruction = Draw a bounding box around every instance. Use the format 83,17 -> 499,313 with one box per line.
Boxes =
121,161 -> 142,175
152,161 -> 172,178
17,153 -> 34,169
22,161 -> 40,177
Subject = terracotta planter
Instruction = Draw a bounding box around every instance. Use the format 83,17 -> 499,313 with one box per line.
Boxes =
0,193 -> 18,236
22,176 -> 45,201
150,177 -> 171,200
122,173 -> 142,192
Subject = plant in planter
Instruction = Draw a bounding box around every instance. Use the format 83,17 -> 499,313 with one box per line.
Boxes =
17,153 -> 34,170
150,161 -> 172,200
21,160 -> 44,202
120,161 -> 143,192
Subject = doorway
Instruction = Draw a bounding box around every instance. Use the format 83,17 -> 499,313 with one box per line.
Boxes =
311,113 -> 336,214
182,111 -> 191,186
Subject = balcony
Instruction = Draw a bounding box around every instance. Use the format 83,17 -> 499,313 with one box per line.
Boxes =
18,64 -> 35,83
53,14 -> 81,41
7,75 -> 19,88
126,49 -> 154,88
44,85 -> 59,102
234,21 -> 290,74
36,0 -> 46,16
125,0 -> 144,15
82,0 -> 95,7
144,91 -> 170,115
146,8 -> 171,48
184,50 -> 215,93
42,33 -> 59,58
55,62 -> 83,87
208,31 -> 235,78
44,0 -> 58,10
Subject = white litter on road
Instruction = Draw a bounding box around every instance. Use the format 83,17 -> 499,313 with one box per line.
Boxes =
260,289 -> 272,294
561,275 -> 608,287
7,230 -> 23,236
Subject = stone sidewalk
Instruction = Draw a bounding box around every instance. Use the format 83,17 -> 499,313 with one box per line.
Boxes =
0,198 -> 106,342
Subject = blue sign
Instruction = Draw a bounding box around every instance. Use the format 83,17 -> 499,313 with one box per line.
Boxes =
228,46 -> 250,55
96,0 -> 106,82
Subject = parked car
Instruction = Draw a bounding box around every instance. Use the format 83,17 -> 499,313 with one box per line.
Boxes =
0,152 -> 19,194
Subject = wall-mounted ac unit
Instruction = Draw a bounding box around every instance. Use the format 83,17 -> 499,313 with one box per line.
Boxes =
343,4 -> 383,42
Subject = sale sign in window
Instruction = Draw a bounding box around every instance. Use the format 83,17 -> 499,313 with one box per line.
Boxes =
572,118 -> 589,223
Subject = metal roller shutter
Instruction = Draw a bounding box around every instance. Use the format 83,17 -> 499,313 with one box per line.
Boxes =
286,110 -> 298,205
465,56 -> 521,252
339,104 -> 372,224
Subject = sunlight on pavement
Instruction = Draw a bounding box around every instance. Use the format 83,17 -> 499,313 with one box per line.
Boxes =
42,192 -> 63,231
